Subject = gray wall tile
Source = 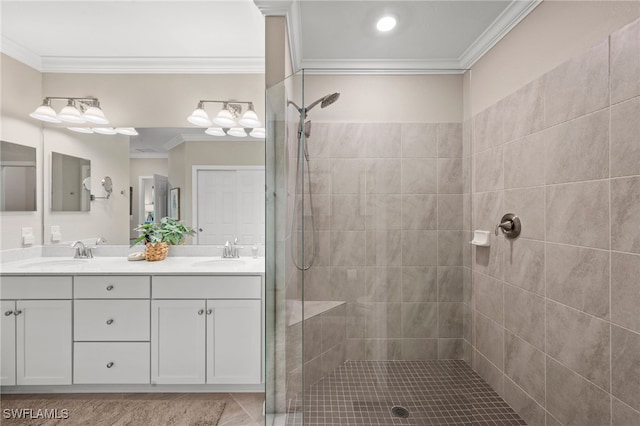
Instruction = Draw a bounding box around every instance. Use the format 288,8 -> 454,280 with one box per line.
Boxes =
402,230 -> 438,266
611,325 -> 640,411
438,231 -> 464,266
330,231 -> 366,266
401,338 -> 439,360
611,18 -> 640,104
544,109 -> 609,184
437,123 -> 463,158
610,98 -> 640,178
546,180 -> 609,249
546,357 -> 611,426
475,350 -> 504,395
402,267 -> 438,302
611,252 -> 640,333
504,188 -> 545,241
475,313 -> 504,369
363,123 -> 401,158
504,238 -> 545,295
438,158 -> 464,194
474,146 -> 504,192
546,243 -> 610,318
327,123 -> 365,158
502,79 -> 545,142
401,123 -> 438,158
504,332 -> 545,405
546,301 -> 611,390
331,159 -> 366,194
364,302 -> 402,338
402,302 -> 438,338
438,266 -> 463,302
504,377 -> 546,426
504,284 -> 545,350
331,194 -> 365,231
438,338 -> 464,359
366,158 -> 401,194
611,176 -> 640,254
401,194 -> 437,230
439,303 -> 464,338
504,133 -> 545,189
365,230 -> 402,267
364,267 -> 402,303
475,272 -> 503,324
365,194 -> 402,230
438,194 -> 463,230
612,397 -> 640,426
401,158 -> 437,194
544,39 -> 609,126
474,103 -> 504,153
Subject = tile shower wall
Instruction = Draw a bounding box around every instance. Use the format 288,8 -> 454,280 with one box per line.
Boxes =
302,120 -> 465,365
469,18 -> 640,426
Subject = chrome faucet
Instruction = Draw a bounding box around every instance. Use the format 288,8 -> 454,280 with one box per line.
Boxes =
71,241 -> 91,259
222,237 -> 241,258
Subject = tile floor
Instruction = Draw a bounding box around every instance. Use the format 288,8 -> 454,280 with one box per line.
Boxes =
287,360 -> 527,425
0,392 -> 265,425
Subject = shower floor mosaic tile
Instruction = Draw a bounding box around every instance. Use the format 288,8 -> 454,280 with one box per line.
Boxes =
287,360 -> 527,425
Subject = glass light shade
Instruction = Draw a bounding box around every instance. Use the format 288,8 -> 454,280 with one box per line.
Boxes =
83,106 -> 109,124
30,105 -> 62,123
213,109 -> 237,127
238,109 -> 261,128
58,104 -> 86,123
376,16 -> 396,32
227,127 -> 248,137
93,127 -> 118,135
205,127 -> 226,136
249,127 -> 266,138
187,108 -> 212,127
116,127 -> 138,136
67,127 -> 94,134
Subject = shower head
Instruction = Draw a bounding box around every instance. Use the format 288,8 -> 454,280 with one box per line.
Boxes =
305,92 -> 340,113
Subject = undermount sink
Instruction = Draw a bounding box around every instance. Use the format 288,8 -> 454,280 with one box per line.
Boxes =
18,259 -> 92,269
192,259 -> 248,267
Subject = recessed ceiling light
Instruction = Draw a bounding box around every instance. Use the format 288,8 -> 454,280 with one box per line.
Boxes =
376,16 -> 396,32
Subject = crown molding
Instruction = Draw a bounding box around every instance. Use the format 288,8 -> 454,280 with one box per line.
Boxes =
253,0 -> 293,16
1,35 -> 42,71
39,56 -> 265,74
129,152 -> 169,159
458,0 -> 542,69
300,59 -> 465,75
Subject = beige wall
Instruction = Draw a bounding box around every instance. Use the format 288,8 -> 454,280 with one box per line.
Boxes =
471,0 -> 640,114
43,129 -> 130,245
0,54 -> 43,250
302,74 -> 463,123
168,140 -> 264,230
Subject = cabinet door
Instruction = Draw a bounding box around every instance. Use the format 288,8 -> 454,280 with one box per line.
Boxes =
16,300 -> 72,385
206,299 -> 261,384
151,300 -> 206,384
0,301 -> 16,386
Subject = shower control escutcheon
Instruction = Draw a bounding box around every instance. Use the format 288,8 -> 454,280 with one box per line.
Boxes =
495,213 -> 521,239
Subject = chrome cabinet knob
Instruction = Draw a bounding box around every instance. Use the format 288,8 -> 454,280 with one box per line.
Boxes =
4,310 -> 13,316
197,309 -> 204,315
106,285 -> 114,291
14,310 -> 22,316
106,362 -> 114,368
206,309 -> 213,315
106,319 -> 114,325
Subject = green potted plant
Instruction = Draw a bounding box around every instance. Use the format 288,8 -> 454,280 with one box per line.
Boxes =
133,217 -> 195,261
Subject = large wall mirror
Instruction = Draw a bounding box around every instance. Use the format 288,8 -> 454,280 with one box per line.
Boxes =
42,127 -> 264,245
51,152 -> 91,212
0,140 -> 37,211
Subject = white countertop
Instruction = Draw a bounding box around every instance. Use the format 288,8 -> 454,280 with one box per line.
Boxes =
0,256 -> 265,275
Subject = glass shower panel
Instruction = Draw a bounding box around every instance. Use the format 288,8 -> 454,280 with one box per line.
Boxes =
265,70 -> 305,426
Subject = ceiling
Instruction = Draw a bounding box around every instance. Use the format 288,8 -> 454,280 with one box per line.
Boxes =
1,0 -> 539,74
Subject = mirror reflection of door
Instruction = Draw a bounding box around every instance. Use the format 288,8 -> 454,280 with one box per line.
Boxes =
195,168 -> 264,245
138,174 -> 168,224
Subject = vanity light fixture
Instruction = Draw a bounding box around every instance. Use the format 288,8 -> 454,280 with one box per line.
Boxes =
249,128 -> 266,138
68,127 -> 137,136
187,100 -> 263,138
30,97 -> 110,125
376,15 -> 397,32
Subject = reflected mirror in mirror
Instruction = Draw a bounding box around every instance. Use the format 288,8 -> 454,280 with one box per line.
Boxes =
0,140 -> 37,211
0,141 -> 37,212
51,152 -> 91,212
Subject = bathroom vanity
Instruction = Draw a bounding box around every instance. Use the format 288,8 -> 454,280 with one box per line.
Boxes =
0,256 -> 265,393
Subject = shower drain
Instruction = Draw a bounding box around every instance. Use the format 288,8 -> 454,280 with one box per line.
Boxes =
390,406 -> 410,418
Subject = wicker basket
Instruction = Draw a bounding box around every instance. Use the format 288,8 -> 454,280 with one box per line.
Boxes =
145,242 -> 169,261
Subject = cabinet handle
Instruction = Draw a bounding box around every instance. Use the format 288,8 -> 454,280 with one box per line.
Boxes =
206,309 -> 213,315
14,310 -> 22,316
106,285 -> 114,291
197,309 -> 204,315
106,319 -> 114,325
106,362 -> 114,368
4,310 -> 13,316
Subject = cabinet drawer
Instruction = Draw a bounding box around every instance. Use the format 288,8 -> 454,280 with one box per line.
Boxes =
0,276 -> 72,299
152,276 -> 261,299
74,342 -> 149,384
74,276 -> 150,299
74,300 -> 150,341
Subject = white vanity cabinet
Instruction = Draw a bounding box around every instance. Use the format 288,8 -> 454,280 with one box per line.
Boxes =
0,277 -> 72,386
73,276 -> 151,385
151,276 -> 262,385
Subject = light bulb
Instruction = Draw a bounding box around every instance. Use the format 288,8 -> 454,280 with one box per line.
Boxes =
376,16 -> 396,32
